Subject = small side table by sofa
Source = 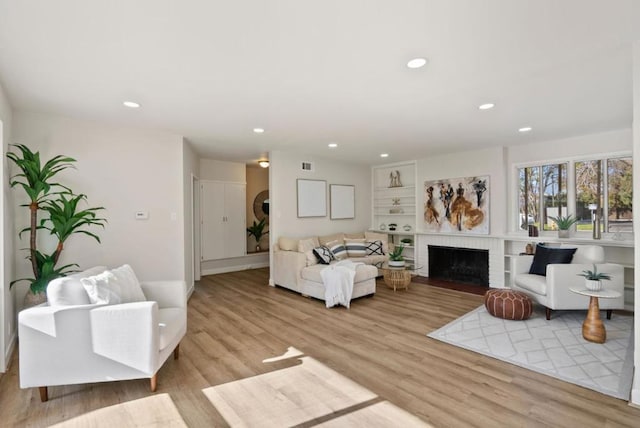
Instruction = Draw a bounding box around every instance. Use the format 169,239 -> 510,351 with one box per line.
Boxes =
569,288 -> 621,344
378,263 -> 422,291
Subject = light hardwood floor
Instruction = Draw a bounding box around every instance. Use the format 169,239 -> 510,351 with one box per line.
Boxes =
1,268 -> 639,427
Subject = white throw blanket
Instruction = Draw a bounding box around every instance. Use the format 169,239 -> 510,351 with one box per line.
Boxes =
320,260 -> 363,308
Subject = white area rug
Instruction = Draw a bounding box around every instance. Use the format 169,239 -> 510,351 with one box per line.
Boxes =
428,306 -> 634,400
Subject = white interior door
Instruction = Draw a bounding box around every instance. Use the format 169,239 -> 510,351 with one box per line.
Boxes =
192,175 -> 201,280
200,181 -> 225,260
224,183 -> 246,257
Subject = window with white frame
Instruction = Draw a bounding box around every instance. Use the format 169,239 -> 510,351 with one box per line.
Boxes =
517,156 -> 632,235
518,162 -> 568,231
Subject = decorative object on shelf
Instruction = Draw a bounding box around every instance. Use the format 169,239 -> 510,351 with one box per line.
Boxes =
525,243 -> 534,255
389,170 -> 402,188
400,238 -> 413,245
247,218 -> 268,252
379,223 -> 386,231
403,224 -> 412,231
578,264 -> 611,291
392,197 -> 401,206
388,223 -> 397,231
528,224 -> 539,237
6,144 -> 107,305
423,175 -> 489,235
548,214 -> 579,238
388,244 -> 405,267
330,184 -> 355,220
297,179 -> 327,218
389,207 -> 404,214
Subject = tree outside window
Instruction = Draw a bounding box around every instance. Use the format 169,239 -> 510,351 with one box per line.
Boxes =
518,164 -> 567,231
607,157 -> 632,233
519,156 -> 632,235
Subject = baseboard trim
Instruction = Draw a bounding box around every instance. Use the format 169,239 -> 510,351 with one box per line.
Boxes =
201,262 -> 269,276
3,329 -> 17,372
187,282 -> 195,299
631,374 -> 640,406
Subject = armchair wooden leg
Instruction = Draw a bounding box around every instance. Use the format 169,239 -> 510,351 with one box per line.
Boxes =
150,374 -> 157,392
545,308 -> 552,320
39,386 -> 48,402
606,309 -> 612,320
174,344 -> 180,360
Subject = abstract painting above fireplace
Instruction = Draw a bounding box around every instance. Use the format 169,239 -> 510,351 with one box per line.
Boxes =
423,175 -> 489,234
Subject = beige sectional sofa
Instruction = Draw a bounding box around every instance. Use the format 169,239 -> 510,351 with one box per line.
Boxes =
273,231 -> 389,301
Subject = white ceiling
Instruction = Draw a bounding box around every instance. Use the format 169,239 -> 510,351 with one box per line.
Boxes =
0,0 -> 638,165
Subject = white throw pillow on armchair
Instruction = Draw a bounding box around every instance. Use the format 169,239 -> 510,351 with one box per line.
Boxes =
81,264 -> 147,305
47,266 -> 107,306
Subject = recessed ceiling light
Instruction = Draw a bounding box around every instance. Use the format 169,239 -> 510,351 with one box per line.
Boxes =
407,58 -> 427,69
123,101 -> 140,108
380,153 -> 389,158
253,128 -> 265,134
478,103 -> 495,110
518,127 -> 533,133
328,143 -> 338,148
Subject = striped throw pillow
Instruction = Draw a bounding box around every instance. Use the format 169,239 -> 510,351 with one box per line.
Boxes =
344,238 -> 367,258
326,240 -> 348,261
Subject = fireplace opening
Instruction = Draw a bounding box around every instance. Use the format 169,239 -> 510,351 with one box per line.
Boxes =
428,245 -> 489,287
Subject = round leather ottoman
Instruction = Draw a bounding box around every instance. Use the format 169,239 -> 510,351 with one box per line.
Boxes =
484,289 -> 532,320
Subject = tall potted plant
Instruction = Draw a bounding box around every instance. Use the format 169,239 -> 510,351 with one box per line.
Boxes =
246,218 -> 267,252
7,144 -> 106,304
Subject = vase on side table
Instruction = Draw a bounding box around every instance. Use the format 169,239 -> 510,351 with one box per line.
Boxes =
585,279 -> 602,291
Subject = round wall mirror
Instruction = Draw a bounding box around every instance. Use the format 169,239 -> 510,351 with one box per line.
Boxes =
253,190 -> 269,223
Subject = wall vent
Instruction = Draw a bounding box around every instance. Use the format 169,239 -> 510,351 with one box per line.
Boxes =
301,161 -> 314,172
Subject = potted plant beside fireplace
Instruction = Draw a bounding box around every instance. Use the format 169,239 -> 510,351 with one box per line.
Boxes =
388,244 -> 405,267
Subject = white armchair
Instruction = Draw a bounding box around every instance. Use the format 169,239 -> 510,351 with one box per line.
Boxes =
511,244 -> 624,320
19,270 -> 187,402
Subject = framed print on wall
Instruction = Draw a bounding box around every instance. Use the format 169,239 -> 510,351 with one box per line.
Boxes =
423,175 -> 490,234
330,184 -> 355,220
297,179 -> 327,217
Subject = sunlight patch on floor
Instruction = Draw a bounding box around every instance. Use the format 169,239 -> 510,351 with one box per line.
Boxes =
203,353 -> 430,427
49,393 -> 187,427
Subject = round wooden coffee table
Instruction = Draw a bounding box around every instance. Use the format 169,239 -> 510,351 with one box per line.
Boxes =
569,287 -> 621,343
378,263 -> 422,291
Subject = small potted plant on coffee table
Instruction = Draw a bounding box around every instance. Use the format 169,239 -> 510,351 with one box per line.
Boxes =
549,214 -> 579,238
577,264 -> 611,291
388,244 -> 405,267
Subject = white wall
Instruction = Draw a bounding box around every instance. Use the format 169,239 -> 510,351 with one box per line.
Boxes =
11,112 -> 186,307
269,150 -> 371,282
631,40 -> 640,406
182,139 -> 199,295
199,158 -> 245,182
416,146 -> 507,236
0,79 -> 14,372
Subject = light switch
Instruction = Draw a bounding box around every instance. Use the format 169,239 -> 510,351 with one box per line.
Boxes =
135,211 -> 149,220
